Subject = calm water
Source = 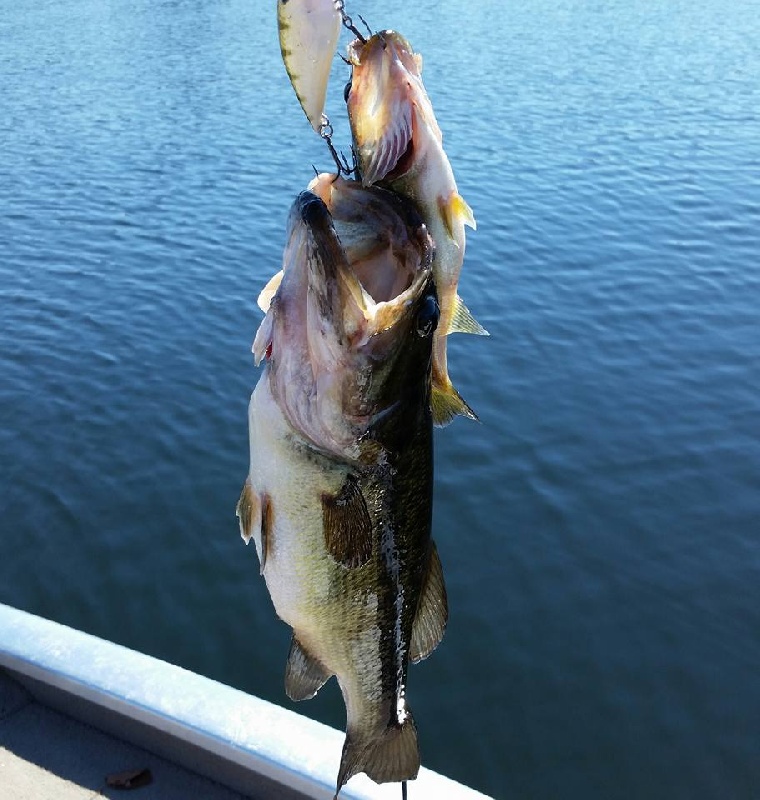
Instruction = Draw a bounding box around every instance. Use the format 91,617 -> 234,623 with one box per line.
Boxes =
2,1 -> 760,797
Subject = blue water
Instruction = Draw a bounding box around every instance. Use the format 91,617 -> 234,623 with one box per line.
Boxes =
2,1 -> 760,797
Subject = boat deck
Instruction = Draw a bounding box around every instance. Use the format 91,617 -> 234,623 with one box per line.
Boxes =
0,604 -> 491,800
0,668 -> 246,800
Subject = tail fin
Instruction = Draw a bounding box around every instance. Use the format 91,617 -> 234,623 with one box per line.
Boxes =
335,715 -> 420,797
431,379 -> 478,427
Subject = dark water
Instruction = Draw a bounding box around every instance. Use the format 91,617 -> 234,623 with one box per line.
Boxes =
2,1 -> 760,797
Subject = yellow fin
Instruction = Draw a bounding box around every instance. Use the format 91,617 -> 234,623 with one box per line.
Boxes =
431,381 -> 478,426
438,192 -> 477,241
453,192 -> 476,230
448,294 -> 489,336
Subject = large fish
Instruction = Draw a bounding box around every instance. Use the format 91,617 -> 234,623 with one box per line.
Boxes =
237,175 -> 448,797
346,30 -> 487,426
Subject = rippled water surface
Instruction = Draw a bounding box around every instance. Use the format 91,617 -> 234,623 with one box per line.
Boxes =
2,1 -> 760,797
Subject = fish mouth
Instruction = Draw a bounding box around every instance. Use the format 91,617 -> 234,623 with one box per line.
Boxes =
254,177 -> 434,456
306,175 -> 433,345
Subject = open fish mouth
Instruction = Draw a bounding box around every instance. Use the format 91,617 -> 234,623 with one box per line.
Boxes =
306,174 -> 433,344
252,175 -> 435,456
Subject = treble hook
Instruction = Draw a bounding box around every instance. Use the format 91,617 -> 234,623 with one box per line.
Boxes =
335,0 -> 366,43
319,117 -> 356,178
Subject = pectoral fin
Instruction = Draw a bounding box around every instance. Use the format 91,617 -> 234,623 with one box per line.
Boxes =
257,270 -> 283,313
285,636 -> 331,701
438,192 -> 477,241
236,480 -> 272,574
410,541 -> 448,663
322,475 -> 373,568
236,478 -> 260,546
448,294 -> 489,336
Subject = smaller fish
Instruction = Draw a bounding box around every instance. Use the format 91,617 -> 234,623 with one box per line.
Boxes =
347,30 -> 488,426
278,0 -> 342,132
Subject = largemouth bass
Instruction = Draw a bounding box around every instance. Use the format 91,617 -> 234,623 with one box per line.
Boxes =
346,30 -> 487,426
237,175 -> 448,796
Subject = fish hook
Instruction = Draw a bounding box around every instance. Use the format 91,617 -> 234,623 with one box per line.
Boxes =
335,0 -> 366,43
319,117 -> 356,178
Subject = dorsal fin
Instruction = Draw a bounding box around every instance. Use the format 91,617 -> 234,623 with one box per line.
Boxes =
410,542 -> 448,663
322,475 -> 373,568
285,636 -> 331,701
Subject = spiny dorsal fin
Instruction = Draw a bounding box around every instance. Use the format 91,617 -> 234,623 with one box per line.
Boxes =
410,541 -> 448,663
236,478 -> 260,545
322,475 -> 373,569
431,382 -> 478,427
285,636 -> 331,701
448,294 -> 489,336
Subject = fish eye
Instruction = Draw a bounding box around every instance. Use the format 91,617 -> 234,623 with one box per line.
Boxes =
343,81 -> 351,103
415,294 -> 439,338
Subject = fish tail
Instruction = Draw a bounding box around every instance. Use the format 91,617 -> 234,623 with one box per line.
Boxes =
431,377 -> 478,427
335,715 -> 420,796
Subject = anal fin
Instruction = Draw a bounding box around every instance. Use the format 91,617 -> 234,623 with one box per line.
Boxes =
448,294 -> 489,336
411,542 -> 448,663
285,636 -> 331,701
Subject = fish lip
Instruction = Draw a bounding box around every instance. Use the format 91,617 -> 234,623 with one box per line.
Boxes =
293,191 -> 344,284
